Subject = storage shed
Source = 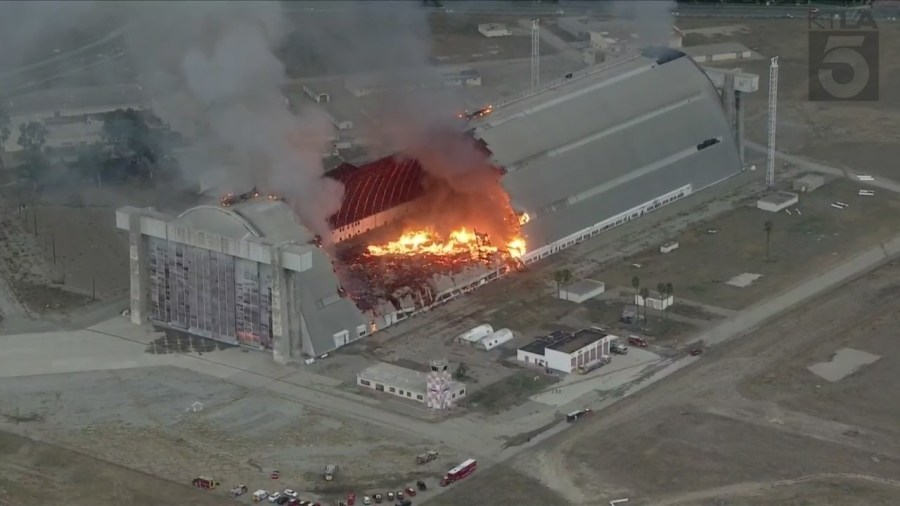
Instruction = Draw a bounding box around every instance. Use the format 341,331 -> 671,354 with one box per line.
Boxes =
477,328 -> 514,350
456,324 -> 494,345
757,191 -> 799,213
558,279 -> 606,303
792,174 -> 825,193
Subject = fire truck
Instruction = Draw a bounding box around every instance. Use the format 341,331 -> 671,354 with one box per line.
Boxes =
439,458 -> 477,486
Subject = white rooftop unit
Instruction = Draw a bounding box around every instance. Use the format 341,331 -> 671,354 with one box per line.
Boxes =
456,324 -> 494,345
477,328 -> 514,351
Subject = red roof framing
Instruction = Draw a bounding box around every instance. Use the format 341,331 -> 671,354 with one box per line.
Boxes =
327,155 -> 425,229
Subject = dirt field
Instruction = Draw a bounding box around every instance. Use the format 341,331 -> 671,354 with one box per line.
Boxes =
428,14 -> 558,64
590,178 -> 900,310
0,366 -> 452,505
434,258 -> 900,505
0,182 -> 202,315
0,430 -> 230,506
680,18 -> 900,179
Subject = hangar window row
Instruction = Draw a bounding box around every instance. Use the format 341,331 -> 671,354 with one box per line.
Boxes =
527,186 -> 692,263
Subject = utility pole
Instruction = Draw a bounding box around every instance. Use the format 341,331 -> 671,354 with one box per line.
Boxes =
531,18 -> 540,92
766,56 -> 779,189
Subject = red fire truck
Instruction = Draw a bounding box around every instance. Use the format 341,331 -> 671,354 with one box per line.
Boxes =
440,458 -> 477,486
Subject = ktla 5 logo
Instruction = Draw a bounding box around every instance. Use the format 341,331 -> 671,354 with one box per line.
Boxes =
808,10 -> 879,102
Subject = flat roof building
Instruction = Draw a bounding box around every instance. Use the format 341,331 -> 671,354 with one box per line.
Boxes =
357,362 -> 466,406
517,329 -> 613,374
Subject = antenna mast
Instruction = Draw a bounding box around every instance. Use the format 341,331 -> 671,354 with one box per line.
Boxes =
531,19 -> 540,92
766,56 -> 779,188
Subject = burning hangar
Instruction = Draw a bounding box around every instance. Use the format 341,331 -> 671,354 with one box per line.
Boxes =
117,50 -> 744,363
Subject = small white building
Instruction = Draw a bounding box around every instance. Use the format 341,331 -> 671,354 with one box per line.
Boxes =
477,23 -> 512,38
456,324 -> 494,345
476,328 -> 514,351
558,279 -> 606,303
635,292 -> 674,311
357,362 -> 466,404
683,42 -> 755,64
792,174 -> 825,193
757,191 -> 799,213
517,329 -> 613,374
302,84 -> 330,104
660,242 -> 679,254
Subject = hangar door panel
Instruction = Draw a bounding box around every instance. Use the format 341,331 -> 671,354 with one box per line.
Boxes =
146,239 -> 239,344
235,258 -> 272,348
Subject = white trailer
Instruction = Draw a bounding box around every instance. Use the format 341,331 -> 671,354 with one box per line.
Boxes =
477,328 -> 514,351
456,324 -> 493,345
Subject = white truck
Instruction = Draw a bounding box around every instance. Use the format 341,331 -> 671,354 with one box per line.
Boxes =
324,464 -> 338,481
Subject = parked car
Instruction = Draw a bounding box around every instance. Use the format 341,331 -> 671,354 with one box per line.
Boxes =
373,493 -> 383,503
387,492 -> 394,501
277,496 -> 291,505
405,487 -> 417,497
416,480 -> 427,491
268,492 -> 283,503
284,490 -> 299,499
396,491 -> 404,500
363,496 -> 371,505
230,485 -> 249,497
689,348 -> 703,356
399,500 -> 412,506
627,335 -> 648,347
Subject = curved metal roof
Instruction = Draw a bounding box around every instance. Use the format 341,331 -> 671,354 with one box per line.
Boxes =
473,51 -> 744,248
328,155 -> 425,229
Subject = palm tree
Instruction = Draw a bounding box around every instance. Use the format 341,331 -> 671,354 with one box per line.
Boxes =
631,275 -> 640,301
553,269 -> 573,298
639,287 -> 650,328
657,282 -> 667,329
764,220 -> 773,262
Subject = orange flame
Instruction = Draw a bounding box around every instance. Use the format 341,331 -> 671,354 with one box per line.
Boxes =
367,227 -> 525,260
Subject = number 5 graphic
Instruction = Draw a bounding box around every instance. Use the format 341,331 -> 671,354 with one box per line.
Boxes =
810,31 -> 878,101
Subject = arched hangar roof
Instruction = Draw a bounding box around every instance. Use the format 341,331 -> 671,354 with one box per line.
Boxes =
472,50 -> 744,248
176,199 -> 314,244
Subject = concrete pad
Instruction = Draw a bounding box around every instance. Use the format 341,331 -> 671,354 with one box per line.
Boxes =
0,330 -> 173,378
808,348 -> 881,382
727,272 -> 763,288
530,349 -> 661,407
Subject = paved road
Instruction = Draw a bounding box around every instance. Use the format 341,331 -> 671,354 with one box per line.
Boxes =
745,141 -> 900,194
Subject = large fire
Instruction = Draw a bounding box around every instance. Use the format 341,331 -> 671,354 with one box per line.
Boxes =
367,227 -> 525,260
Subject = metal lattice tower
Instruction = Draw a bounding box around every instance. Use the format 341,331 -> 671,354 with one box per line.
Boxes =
765,56 -> 779,188
531,19 -> 540,92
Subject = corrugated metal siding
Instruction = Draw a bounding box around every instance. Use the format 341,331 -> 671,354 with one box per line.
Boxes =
146,238 -> 269,348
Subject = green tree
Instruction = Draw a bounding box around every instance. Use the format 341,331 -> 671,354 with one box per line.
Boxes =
764,220 -> 773,262
101,108 -> 168,180
639,286 -> 650,328
553,268 -> 573,299
71,143 -> 109,187
454,362 -> 469,381
17,121 -> 48,152
18,149 -> 49,187
0,108 -> 10,170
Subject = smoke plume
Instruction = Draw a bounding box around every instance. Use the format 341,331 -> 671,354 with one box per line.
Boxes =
119,1 -> 343,239
605,0 -> 677,48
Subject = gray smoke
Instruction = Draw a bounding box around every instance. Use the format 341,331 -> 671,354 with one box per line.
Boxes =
119,1 -> 343,239
606,0 -> 677,48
